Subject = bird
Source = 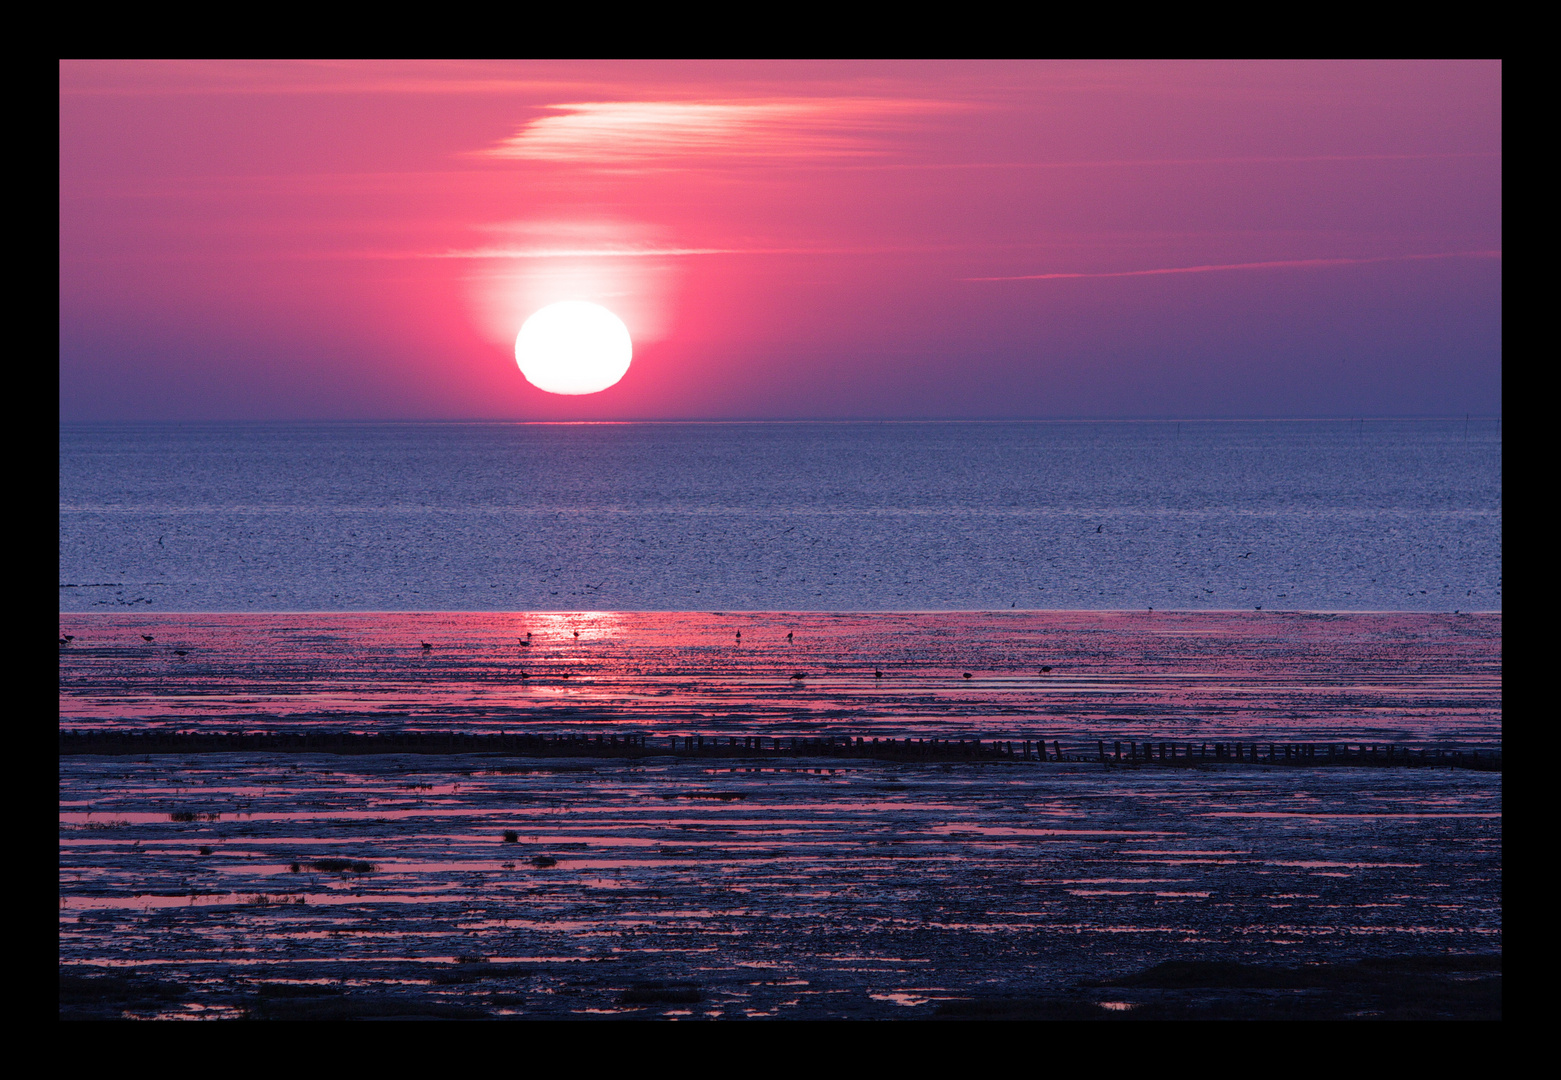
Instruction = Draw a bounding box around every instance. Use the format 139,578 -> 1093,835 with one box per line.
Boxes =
61,634 -> 75,642
573,631 -> 579,639
1041,666 -> 1052,673
791,672 -> 806,680
735,631 -> 741,640
58,637 -> 71,646
141,635 -> 155,642
874,669 -> 883,678
518,671 -> 530,680
1096,525 -> 1103,533
421,642 -> 432,650
786,632 -> 793,642
173,650 -> 188,656
962,672 -> 973,679
1238,552 -> 1252,559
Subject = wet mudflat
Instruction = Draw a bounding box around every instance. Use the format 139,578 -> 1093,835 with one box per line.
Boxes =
59,611 -> 1502,748
60,753 -> 1500,1020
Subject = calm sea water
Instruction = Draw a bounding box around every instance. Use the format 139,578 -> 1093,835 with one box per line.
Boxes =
59,420 -> 1501,612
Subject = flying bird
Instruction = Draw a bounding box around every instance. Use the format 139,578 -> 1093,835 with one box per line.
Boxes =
1238,552 -> 1253,559
1096,525 -> 1103,533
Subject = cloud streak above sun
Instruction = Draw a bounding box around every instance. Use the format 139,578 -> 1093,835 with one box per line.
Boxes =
479,98 -> 954,165
965,250 -> 1504,282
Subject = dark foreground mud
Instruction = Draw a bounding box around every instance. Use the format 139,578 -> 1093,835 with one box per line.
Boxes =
60,954 -> 1500,1021
935,954 -> 1501,1020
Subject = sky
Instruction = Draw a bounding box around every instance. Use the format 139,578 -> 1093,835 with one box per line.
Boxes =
59,60 -> 1502,421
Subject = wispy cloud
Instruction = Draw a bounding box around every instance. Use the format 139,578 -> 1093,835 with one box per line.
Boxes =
965,250 -> 1502,282
479,99 -> 951,165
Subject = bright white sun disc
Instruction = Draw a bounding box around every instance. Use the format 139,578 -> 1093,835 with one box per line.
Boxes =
515,301 -> 632,395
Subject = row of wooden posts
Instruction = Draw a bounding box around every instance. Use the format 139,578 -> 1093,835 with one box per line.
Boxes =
58,730 -> 1500,769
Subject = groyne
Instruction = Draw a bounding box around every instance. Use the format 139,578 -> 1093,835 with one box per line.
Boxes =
58,731 -> 1502,770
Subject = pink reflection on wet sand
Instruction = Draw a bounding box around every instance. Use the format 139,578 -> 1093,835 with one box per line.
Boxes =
60,611 -> 1501,746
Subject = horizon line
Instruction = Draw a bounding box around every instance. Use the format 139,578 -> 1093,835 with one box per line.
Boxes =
59,414 -> 1505,427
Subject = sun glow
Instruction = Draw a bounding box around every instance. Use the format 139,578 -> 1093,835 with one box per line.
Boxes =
515,301 -> 632,395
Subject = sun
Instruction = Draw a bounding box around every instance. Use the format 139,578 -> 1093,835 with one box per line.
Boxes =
514,301 -> 632,395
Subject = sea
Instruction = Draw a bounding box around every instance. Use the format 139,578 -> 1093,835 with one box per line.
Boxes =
59,418 -> 1501,613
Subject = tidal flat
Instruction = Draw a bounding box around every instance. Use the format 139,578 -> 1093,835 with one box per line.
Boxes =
60,753 -> 1501,1020
59,612 -> 1501,1019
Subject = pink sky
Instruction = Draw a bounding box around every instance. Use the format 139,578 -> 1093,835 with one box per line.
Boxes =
59,60 -> 1501,420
